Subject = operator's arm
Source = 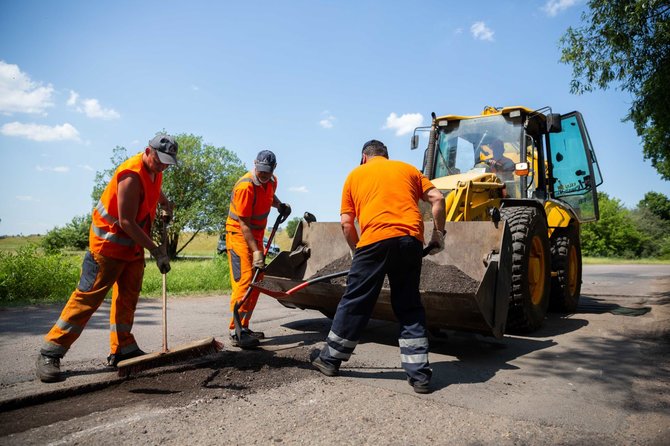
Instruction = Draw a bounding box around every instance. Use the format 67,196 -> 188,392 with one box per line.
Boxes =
423,187 -> 446,233
117,173 -> 160,251
238,216 -> 262,253
340,212 -> 359,251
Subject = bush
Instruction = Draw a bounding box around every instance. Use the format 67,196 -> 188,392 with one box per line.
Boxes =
41,214 -> 91,253
0,245 -> 80,303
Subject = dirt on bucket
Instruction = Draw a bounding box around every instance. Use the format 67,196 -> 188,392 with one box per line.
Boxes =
309,255 -> 479,295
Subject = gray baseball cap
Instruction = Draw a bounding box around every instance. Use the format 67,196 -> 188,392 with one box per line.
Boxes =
149,134 -> 178,165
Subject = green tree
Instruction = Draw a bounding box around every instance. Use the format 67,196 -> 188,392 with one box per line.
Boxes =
581,192 -> 644,257
285,217 -> 301,238
92,133 -> 247,258
559,0 -> 670,179
638,191 -> 670,220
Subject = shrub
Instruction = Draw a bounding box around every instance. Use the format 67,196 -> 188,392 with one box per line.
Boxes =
41,214 -> 91,253
0,245 -> 80,303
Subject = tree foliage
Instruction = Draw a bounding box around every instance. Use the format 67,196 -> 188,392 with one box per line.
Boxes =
638,190 -> 670,220
580,192 -> 645,257
92,133 -> 247,258
559,0 -> 670,179
285,217 -> 301,238
41,214 -> 92,253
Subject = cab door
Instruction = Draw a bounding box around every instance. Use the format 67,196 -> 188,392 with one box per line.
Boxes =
548,112 -> 603,222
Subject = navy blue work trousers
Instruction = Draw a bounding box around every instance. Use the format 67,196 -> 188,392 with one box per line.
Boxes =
319,235 -> 432,384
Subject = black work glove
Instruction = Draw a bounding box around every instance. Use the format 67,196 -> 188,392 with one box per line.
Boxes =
150,245 -> 171,274
278,202 -> 292,218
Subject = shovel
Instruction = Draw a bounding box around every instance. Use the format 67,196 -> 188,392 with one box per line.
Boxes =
251,242 -> 439,299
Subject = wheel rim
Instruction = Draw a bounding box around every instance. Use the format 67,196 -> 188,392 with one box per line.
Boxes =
567,244 -> 578,296
529,235 -> 546,306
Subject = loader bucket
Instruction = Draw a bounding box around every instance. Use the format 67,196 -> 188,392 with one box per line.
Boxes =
263,219 -> 512,338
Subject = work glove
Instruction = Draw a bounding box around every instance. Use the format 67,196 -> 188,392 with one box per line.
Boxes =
150,245 -> 171,274
252,250 -> 265,269
428,228 -> 446,255
278,202 -> 292,218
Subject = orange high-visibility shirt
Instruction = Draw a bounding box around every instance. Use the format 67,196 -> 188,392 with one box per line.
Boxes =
90,153 -> 162,260
341,157 -> 435,248
226,172 -> 277,239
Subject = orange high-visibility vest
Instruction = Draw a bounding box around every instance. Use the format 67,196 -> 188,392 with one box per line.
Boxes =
89,153 -> 162,261
226,172 -> 276,239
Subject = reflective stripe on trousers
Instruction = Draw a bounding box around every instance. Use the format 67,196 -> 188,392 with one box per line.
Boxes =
41,251 -> 144,357
226,231 -> 263,330
319,236 -> 432,383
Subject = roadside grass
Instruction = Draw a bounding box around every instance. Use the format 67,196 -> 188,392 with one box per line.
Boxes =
2,233 -> 667,307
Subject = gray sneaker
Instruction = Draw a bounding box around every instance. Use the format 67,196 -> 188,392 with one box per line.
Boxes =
36,354 -> 62,383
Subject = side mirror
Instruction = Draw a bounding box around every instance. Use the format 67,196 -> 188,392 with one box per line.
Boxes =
547,113 -> 562,133
411,134 -> 419,150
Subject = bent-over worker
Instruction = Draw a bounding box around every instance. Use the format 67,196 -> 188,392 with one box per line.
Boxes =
36,134 -> 178,383
311,139 -> 446,394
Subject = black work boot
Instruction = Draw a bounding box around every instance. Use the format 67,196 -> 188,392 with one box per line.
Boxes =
230,332 -> 260,349
242,328 -> 265,339
407,377 -> 431,394
309,349 -> 339,377
36,354 -> 63,383
106,348 -> 146,367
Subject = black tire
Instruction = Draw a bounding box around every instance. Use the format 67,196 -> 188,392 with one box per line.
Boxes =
500,206 -> 551,333
549,225 -> 582,313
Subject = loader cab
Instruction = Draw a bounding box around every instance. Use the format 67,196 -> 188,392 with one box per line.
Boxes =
423,110 -> 528,198
414,107 -> 603,222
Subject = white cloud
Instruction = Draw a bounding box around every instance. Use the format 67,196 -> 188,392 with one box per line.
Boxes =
289,186 -> 309,193
36,165 -> 70,173
319,111 -> 336,129
383,112 -> 424,136
67,90 -> 120,120
190,84 -> 200,91
543,0 -> 579,16
471,21 -> 495,42
0,60 -> 54,115
77,164 -> 95,171
16,195 -> 39,202
1,121 -> 80,141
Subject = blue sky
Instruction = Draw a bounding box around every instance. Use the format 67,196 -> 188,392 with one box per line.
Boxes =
1,0 -> 668,236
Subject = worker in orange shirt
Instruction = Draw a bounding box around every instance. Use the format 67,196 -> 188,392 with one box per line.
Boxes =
36,134 -> 177,383
225,150 -> 291,348
311,140 -> 446,394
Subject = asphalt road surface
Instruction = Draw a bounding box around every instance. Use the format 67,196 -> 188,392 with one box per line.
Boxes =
0,264 -> 668,445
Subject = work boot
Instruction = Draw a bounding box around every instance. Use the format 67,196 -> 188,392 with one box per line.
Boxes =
309,349 -> 339,377
36,354 -> 63,383
229,332 -> 260,349
242,328 -> 265,339
407,377 -> 431,394
106,348 -> 146,367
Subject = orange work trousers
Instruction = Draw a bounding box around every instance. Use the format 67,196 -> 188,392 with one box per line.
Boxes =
226,232 -> 263,331
41,251 -> 145,358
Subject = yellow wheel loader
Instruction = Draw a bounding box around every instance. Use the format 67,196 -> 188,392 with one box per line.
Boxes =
259,106 -> 602,337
